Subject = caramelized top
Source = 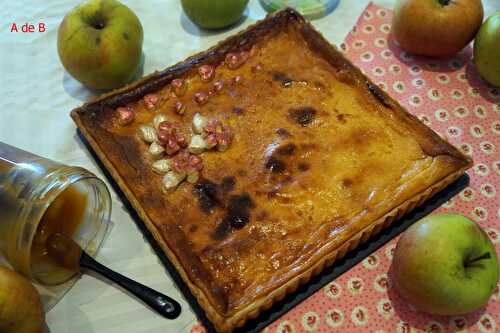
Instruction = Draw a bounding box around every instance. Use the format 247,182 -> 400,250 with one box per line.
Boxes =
76,17 -> 470,317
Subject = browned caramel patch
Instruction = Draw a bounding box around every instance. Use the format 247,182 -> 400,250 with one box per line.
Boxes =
265,157 -> 286,173
298,162 -> 310,172
314,81 -> 325,90
193,179 -> 221,214
288,107 -> 317,126
276,143 -> 296,156
336,114 -> 348,123
193,177 -> 237,214
213,193 -> 256,240
342,178 -> 353,188
275,128 -> 292,138
220,176 -> 236,193
272,71 -> 293,88
232,107 -> 244,115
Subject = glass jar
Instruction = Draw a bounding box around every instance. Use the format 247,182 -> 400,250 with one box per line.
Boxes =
0,142 -> 111,308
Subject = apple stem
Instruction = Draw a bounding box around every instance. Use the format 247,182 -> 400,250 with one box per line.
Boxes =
437,0 -> 451,5
467,252 -> 491,265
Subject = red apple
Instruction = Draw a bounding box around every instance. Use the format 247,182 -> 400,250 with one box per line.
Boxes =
0,267 -> 44,333
391,0 -> 483,57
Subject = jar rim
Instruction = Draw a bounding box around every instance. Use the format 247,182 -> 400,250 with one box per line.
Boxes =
13,166 -> 111,285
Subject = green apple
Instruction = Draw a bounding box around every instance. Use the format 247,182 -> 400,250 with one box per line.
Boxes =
57,0 -> 143,90
474,12 -> 500,87
181,0 -> 249,29
393,213 -> 499,315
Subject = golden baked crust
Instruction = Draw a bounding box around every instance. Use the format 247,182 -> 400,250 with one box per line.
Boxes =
71,9 -> 472,333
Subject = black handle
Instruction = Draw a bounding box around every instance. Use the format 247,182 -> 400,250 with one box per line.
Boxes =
80,252 -> 181,319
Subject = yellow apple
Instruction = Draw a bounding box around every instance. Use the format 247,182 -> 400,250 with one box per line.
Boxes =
57,0 -> 143,90
0,267 -> 44,333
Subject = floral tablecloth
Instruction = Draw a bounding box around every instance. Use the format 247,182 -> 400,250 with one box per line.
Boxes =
191,3 -> 500,333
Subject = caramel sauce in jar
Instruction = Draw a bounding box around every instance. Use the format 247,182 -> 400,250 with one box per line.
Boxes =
31,185 -> 87,285
0,142 -> 110,293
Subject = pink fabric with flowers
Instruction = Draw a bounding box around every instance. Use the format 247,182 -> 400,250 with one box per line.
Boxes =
190,3 -> 500,332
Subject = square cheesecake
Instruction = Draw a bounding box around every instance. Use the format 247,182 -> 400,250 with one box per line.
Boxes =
71,9 -> 472,333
